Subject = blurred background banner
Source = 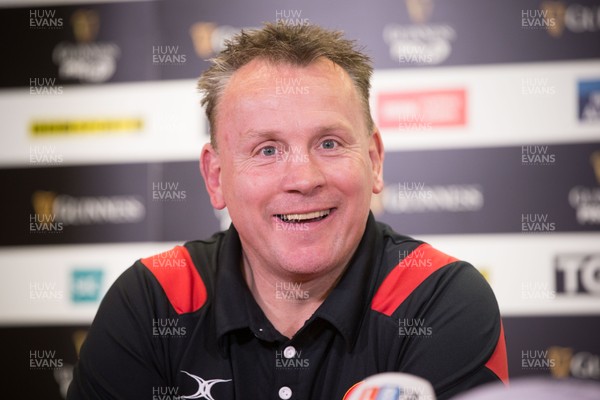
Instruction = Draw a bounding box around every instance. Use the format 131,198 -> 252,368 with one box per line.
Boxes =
3,0 -> 600,88
1,0 -> 599,397
0,161 -> 220,245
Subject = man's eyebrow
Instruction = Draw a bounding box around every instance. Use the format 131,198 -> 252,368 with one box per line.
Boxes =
243,129 -> 278,137
240,123 -> 353,142
240,129 -> 279,142
317,124 -> 352,134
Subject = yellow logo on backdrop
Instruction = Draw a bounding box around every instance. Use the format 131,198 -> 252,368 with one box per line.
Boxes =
189,22 -> 254,58
591,151 -> 600,185
189,22 -> 217,58
73,330 -> 88,357
478,268 -> 491,283
71,9 -> 99,43
30,118 -> 143,136
548,346 -> 573,378
540,1 -> 567,37
405,0 -> 434,24
32,190 -> 56,218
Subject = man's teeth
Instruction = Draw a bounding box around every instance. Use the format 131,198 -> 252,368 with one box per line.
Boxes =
278,209 -> 330,222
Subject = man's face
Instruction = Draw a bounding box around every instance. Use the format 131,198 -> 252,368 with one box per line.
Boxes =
201,57 -> 384,278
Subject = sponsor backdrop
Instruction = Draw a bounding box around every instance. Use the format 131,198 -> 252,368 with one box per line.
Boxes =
1,0 -> 599,397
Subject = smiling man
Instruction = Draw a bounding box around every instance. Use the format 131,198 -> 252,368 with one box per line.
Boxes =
68,23 -> 507,400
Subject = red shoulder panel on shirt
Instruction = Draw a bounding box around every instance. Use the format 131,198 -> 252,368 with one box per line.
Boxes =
141,245 -> 207,315
371,243 -> 458,316
485,321 -> 509,385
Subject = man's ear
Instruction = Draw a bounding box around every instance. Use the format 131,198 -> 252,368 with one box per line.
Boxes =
369,129 -> 385,194
200,143 -> 226,209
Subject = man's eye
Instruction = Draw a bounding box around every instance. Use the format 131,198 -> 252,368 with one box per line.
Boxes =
321,139 -> 337,150
260,146 -> 277,156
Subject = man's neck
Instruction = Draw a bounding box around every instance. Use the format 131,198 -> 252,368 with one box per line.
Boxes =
241,251 -> 348,339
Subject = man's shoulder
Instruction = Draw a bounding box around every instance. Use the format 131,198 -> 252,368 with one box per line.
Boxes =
376,220 -> 458,269
133,231 -> 227,315
375,220 -> 463,270
373,220 -> 478,316
138,231 -> 226,275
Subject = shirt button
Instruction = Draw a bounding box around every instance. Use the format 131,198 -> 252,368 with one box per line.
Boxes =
283,346 -> 296,359
278,386 -> 292,399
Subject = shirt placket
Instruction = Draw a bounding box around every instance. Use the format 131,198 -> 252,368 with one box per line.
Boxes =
273,340 -> 309,400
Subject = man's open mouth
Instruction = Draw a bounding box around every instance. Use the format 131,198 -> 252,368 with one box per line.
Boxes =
275,209 -> 332,223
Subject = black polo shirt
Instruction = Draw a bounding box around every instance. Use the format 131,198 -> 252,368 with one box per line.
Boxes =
68,214 -> 507,400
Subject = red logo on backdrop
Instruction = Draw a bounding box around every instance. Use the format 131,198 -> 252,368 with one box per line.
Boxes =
377,89 -> 467,130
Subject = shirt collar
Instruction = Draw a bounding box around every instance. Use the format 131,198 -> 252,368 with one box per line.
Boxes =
214,226 -> 283,344
214,212 -> 383,351
310,212 -> 383,350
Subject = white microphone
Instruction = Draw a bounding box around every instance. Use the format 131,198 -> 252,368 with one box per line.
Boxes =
344,372 -> 436,400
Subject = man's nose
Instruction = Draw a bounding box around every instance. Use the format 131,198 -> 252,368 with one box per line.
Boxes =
280,150 -> 326,195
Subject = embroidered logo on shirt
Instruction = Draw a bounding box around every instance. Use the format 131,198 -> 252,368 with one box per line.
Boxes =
180,371 -> 231,400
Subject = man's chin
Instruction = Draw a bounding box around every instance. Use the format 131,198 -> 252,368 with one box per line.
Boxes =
269,247 -> 342,277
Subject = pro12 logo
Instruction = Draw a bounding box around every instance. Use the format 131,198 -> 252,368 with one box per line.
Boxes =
555,254 -> 600,295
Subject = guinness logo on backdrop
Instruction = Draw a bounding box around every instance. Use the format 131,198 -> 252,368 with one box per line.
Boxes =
541,1 -> 567,37
547,346 -> 600,380
540,1 -> 600,38
405,0 -> 434,24
52,8 -> 120,83
31,190 -> 145,226
384,0 -> 455,65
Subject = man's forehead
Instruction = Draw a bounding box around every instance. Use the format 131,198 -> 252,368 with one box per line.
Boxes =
227,57 -> 352,88
212,56 -> 367,146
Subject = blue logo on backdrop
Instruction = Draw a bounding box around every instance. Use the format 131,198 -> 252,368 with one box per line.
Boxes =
71,269 -> 103,302
578,80 -> 600,122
